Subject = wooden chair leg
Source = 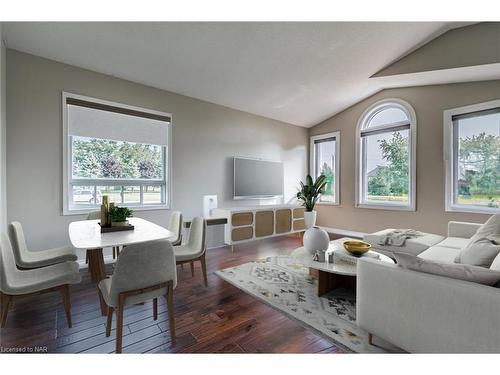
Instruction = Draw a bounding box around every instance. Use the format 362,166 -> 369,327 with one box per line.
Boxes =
112,247 -> 116,260
166,281 -> 176,346
116,246 -> 120,257
106,307 -> 114,337
60,285 -> 73,328
368,333 -> 373,346
190,261 -> 195,277
153,298 -> 158,320
85,250 -> 89,264
200,254 -> 208,287
1,292 -> 12,328
115,299 -> 125,353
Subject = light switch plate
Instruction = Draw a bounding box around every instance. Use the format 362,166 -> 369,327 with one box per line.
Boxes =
203,195 -> 218,217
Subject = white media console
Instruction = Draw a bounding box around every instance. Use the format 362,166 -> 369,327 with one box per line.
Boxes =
212,204 -> 305,251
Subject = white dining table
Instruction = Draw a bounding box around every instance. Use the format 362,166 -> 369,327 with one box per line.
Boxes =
69,217 -> 174,314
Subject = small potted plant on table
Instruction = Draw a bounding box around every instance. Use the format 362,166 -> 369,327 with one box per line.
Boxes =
109,206 -> 134,227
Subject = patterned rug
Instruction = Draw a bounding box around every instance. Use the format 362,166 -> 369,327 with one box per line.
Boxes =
216,256 -> 397,353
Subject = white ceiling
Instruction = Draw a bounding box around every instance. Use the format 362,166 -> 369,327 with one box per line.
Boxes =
2,22 -> 484,127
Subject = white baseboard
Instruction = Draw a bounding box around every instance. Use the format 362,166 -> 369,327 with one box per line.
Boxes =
318,226 -> 366,239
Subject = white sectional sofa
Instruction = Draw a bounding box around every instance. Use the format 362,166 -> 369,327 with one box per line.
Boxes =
357,221 -> 500,353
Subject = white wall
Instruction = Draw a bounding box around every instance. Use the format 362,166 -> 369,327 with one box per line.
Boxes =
0,24 -> 7,233
6,50 -> 308,258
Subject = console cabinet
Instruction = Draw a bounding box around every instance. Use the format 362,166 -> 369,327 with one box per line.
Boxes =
213,205 -> 305,250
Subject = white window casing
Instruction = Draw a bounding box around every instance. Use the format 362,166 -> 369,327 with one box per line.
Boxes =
355,98 -> 417,211
62,92 -> 172,215
309,131 -> 340,205
443,99 -> 500,214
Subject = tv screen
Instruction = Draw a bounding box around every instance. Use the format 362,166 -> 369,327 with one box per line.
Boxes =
234,157 -> 284,199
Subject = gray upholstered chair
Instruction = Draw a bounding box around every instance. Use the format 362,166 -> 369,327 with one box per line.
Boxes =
174,217 -> 207,287
168,211 -> 183,246
8,222 -> 77,269
98,239 -> 177,353
0,233 -> 81,328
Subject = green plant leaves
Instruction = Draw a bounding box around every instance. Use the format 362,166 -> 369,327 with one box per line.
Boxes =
296,174 -> 326,211
109,206 -> 134,222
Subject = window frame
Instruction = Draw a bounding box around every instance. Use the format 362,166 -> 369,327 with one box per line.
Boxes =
355,98 -> 417,211
443,99 -> 500,214
309,131 -> 340,205
62,92 -> 173,215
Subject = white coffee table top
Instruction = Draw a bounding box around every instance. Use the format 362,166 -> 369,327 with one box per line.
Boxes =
69,217 -> 175,249
291,237 -> 394,276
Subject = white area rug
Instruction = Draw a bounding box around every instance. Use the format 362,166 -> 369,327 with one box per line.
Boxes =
216,256 -> 398,353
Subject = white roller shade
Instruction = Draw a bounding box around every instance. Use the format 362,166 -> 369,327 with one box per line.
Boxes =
67,102 -> 170,146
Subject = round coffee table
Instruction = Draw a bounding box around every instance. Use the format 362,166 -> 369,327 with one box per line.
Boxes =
291,237 -> 394,296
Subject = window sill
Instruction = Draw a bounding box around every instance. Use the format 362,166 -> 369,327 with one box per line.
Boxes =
446,205 -> 500,214
62,204 -> 171,216
316,201 -> 340,206
356,202 -> 415,211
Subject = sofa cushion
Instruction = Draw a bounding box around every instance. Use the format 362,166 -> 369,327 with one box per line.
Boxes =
418,245 -> 460,264
437,237 -> 470,250
363,229 -> 444,256
454,239 -> 500,268
395,252 -> 500,287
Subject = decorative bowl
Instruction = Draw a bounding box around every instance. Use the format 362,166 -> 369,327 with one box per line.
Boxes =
343,240 -> 371,256
303,226 -> 330,255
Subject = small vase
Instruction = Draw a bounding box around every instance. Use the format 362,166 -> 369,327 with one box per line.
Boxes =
303,210 -> 317,229
303,226 -> 329,255
111,220 -> 129,227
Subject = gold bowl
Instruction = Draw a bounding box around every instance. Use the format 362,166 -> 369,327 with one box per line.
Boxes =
343,240 -> 371,256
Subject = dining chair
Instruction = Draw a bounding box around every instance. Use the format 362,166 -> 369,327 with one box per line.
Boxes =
168,211 -> 183,246
174,217 -> 207,287
8,222 -> 78,269
98,239 -> 177,353
0,233 -> 81,328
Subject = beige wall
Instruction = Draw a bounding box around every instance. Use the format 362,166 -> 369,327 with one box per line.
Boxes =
0,24 -> 6,232
6,49 -> 308,254
310,80 -> 500,236
374,23 -> 500,77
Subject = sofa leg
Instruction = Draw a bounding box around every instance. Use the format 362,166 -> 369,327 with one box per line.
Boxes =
368,333 -> 373,346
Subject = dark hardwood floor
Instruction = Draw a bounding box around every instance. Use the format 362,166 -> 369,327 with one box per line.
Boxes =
0,234 -> 345,354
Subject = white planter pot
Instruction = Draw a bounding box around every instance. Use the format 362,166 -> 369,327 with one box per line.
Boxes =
303,226 -> 329,255
303,210 -> 317,229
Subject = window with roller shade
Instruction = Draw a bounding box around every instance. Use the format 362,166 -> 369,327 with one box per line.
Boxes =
444,100 -> 500,213
310,131 -> 340,204
62,93 -> 171,214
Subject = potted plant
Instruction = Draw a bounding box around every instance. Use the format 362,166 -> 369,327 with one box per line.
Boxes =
296,174 -> 326,228
109,206 -> 134,227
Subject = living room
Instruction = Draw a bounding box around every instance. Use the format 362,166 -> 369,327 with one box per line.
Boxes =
1,0 -> 499,373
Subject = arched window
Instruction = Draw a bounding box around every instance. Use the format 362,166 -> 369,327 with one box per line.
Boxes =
356,99 -> 416,210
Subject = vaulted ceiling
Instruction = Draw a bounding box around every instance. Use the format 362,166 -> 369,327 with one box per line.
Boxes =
3,22 -> 493,127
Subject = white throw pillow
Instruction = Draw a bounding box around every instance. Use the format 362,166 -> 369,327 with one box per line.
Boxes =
491,252 -> 500,272
395,252 -> 500,287
467,214 -> 500,245
454,239 -> 500,268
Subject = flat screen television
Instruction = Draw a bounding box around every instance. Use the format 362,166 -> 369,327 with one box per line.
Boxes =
233,157 -> 284,199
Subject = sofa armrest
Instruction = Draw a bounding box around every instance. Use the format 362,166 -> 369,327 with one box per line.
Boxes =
356,258 -> 500,353
447,221 -> 481,238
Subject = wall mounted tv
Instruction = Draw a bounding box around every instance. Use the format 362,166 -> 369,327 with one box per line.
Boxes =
233,157 -> 284,199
